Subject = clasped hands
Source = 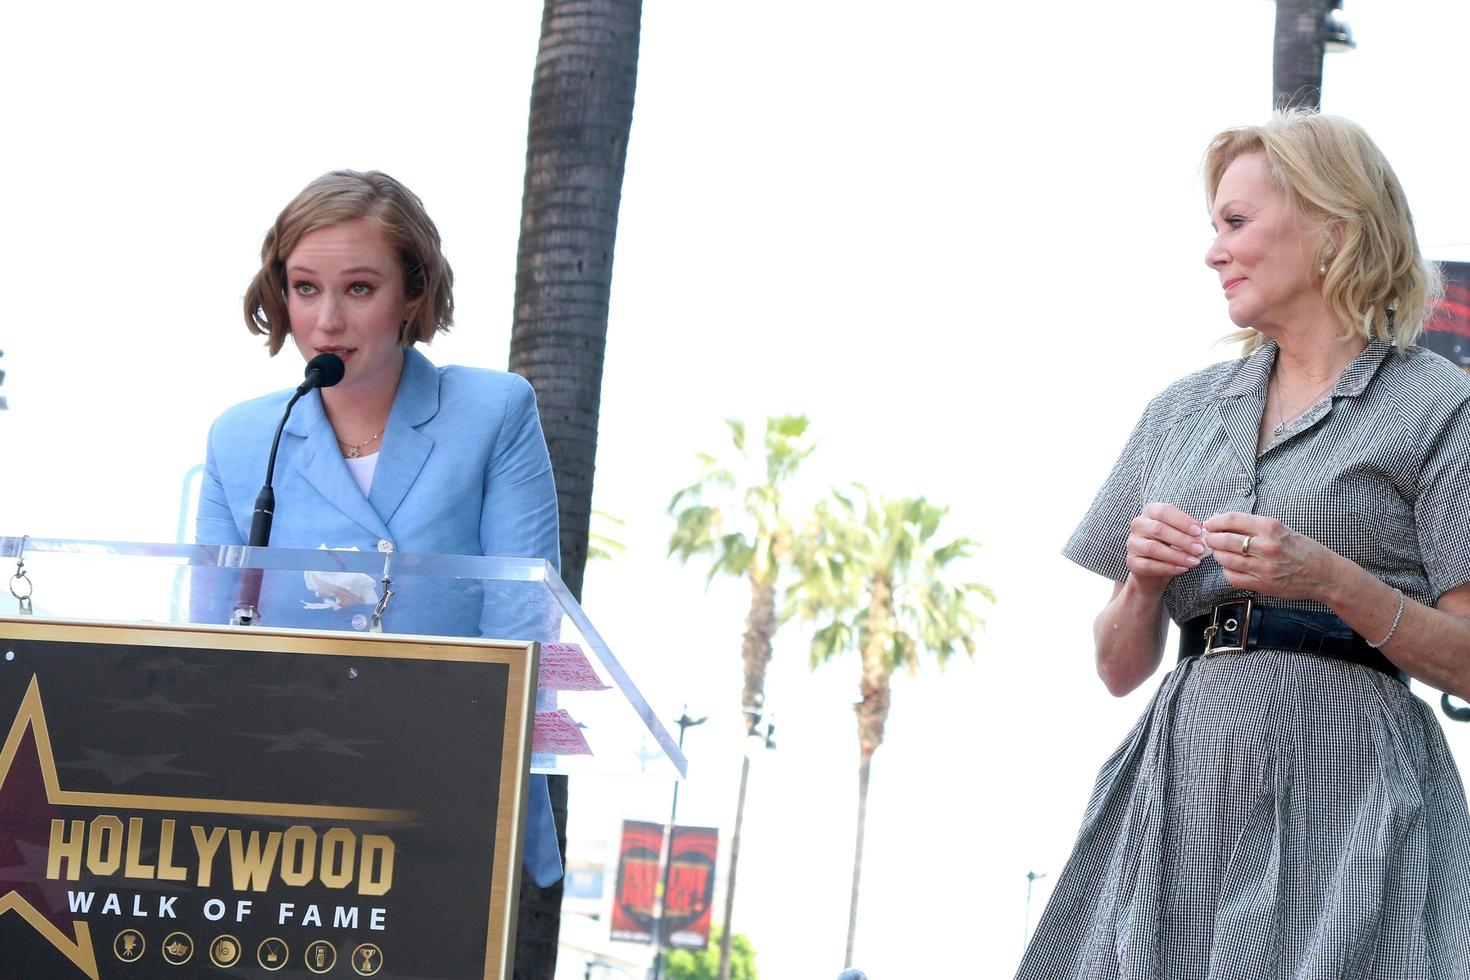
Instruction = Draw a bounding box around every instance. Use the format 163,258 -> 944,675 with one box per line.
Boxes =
1126,502 -> 1340,601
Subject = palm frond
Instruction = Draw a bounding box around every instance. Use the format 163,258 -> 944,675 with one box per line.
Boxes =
809,620 -> 854,667
725,418 -> 746,451
587,510 -> 628,562
799,485 -> 994,686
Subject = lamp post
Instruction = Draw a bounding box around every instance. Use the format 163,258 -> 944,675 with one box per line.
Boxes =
650,708 -> 707,980
715,700 -> 775,980
1022,870 -> 1047,947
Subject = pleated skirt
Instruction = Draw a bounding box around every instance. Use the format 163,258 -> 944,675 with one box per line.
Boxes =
1015,650 -> 1470,980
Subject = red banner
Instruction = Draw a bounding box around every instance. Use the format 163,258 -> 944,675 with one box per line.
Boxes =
661,825 -> 719,950
610,821 -> 662,943
608,821 -> 720,949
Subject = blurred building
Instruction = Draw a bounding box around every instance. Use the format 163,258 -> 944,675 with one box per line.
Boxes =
556,834 -> 652,980
1422,261 -> 1470,368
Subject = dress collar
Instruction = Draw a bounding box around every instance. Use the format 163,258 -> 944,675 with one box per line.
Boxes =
1216,338 -> 1392,401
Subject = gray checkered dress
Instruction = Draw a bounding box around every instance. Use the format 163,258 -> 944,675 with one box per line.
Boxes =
1017,340 -> 1470,979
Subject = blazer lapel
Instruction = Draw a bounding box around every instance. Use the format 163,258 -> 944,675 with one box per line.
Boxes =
286,390 -> 393,541
368,349 -> 440,528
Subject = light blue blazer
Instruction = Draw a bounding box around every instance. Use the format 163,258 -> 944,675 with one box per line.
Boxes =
194,346 -> 564,886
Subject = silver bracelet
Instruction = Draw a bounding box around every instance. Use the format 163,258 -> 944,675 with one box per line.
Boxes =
1369,588 -> 1406,649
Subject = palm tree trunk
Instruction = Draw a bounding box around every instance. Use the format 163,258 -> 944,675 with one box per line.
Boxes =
1273,0 -> 1331,110
718,753 -> 752,980
742,573 -> 776,711
509,0 -> 643,601
717,574 -> 775,979
845,580 -> 892,967
508,2 -> 642,977
845,750 -> 872,969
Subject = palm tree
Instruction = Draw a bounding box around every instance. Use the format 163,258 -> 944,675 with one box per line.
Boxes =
508,1 -> 644,977
668,415 -> 814,980
790,488 -> 993,969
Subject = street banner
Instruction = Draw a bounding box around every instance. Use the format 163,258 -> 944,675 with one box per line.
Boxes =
1421,260 -> 1470,368
660,825 -> 718,950
0,618 -> 537,979
609,820 -> 662,943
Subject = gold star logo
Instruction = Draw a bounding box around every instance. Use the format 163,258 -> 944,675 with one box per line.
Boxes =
0,680 -> 99,978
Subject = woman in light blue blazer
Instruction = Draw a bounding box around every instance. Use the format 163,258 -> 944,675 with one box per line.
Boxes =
194,170 -> 563,886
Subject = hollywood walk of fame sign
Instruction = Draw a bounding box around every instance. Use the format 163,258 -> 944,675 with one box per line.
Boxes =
0,617 -> 538,979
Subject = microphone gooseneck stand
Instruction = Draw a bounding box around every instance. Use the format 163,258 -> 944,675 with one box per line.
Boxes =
230,353 -> 345,626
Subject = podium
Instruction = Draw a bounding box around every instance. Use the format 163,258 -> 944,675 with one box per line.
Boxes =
0,536 -> 684,979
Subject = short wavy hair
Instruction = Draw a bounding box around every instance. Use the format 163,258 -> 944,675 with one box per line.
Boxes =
1203,109 -> 1441,352
244,170 -> 454,354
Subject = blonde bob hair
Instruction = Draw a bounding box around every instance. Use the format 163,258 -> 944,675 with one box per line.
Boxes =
1203,110 -> 1441,352
244,170 -> 454,355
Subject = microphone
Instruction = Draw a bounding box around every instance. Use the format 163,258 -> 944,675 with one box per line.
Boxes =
298,352 -> 346,394
231,353 -> 345,625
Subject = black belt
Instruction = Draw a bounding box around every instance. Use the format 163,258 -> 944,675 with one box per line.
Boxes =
1179,598 -> 1408,686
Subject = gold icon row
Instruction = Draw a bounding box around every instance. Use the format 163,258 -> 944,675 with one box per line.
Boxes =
113,928 -> 382,974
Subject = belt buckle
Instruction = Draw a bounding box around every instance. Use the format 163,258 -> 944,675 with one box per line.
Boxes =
1202,598 -> 1252,656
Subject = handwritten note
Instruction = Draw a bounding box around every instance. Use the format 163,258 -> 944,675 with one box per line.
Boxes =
537,642 -> 609,692
533,709 -> 593,756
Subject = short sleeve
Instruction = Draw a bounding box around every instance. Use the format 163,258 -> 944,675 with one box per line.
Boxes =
1062,400 -> 1157,582
1415,398 -> 1470,598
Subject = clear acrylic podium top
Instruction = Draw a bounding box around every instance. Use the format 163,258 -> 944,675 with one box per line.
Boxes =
0,535 -> 685,780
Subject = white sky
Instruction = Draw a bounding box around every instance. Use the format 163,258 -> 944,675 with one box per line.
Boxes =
3,2 -> 1470,977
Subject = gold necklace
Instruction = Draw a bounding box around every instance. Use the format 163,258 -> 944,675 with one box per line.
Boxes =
337,429 -> 382,459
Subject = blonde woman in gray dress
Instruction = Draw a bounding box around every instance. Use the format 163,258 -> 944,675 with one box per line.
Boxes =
1018,110 -> 1470,978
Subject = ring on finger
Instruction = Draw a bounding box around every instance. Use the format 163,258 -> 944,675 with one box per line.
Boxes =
1241,534 -> 1253,557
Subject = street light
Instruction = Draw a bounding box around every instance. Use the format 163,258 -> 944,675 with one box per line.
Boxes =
650,708 -> 707,980
744,702 -> 776,754
1323,0 -> 1355,52
716,697 -> 776,980
1022,870 -> 1048,946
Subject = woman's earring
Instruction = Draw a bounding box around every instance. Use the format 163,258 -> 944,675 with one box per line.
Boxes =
1319,261 -> 1328,275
